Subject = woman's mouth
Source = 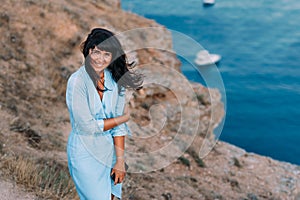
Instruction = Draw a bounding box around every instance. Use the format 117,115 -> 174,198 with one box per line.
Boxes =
94,61 -> 104,67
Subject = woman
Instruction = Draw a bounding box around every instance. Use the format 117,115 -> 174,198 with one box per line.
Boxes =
66,28 -> 142,200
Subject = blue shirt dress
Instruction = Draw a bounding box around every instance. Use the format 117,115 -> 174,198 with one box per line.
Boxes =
66,66 -> 131,200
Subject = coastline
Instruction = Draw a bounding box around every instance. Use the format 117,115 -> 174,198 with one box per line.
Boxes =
0,0 -> 299,199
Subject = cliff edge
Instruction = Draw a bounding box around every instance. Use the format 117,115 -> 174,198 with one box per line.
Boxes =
0,0 -> 299,199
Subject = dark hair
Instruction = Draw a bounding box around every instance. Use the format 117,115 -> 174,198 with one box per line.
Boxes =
80,28 -> 143,92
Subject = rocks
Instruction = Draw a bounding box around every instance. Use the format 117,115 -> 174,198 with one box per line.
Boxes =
0,0 -> 300,199
10,117 -> 41,148
162,192 -> 172,200
93,0 -> 120,9
295,192 -> 300,200
244,193 -> 259,200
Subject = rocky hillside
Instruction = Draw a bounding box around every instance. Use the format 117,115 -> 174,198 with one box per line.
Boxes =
0,0 -> 300,199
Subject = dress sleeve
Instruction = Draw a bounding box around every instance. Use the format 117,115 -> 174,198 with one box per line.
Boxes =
66,74 -> 104,135
111,88 -> 132,137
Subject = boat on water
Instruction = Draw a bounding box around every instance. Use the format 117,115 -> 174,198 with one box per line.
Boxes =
203,0 -> 215,6
194,50 -> 221,66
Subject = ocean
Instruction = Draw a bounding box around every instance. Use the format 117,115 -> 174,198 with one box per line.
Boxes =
122,0 -> 300,165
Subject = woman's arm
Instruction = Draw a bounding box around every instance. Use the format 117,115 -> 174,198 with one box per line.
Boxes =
111,136 -> 126,185
66,74 -> 128,135
110,92 -> 129,185
103,113 -> 129,131
110,89 -> 132,137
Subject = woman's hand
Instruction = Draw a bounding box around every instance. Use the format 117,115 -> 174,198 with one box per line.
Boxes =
110,160 -> 126,185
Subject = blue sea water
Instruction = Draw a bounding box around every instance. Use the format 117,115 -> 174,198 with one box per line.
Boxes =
122,0 -> 300,165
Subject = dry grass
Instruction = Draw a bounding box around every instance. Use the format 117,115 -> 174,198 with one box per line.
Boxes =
0,154 -> 78,200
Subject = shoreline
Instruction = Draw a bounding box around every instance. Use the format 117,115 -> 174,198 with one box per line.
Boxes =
122,3 -> 300,166
0,0 -> 299,198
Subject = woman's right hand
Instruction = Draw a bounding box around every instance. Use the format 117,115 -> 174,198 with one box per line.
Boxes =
111,159 -> 126,185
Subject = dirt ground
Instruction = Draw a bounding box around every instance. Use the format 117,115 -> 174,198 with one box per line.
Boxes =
0,179 -> 36,200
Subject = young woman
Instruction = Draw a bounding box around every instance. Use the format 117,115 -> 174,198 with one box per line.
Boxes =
66,28 -> 142,200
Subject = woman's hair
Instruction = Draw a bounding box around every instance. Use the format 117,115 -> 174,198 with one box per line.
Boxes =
80,28 -> 143,92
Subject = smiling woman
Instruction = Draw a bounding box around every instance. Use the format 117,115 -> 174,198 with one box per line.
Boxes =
66,28 -> 143,200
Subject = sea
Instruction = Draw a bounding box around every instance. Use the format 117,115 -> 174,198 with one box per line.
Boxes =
122,0 -> 300,165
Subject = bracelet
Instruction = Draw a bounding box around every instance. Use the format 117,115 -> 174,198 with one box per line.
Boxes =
116,156 -> 125,159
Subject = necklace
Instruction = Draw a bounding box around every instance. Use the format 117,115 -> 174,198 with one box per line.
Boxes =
97,79 -> 105,90
99,72 -> 104,79
97,72 -> 105,89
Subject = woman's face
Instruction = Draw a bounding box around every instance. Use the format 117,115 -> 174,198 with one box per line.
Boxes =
88,46 -> 112,73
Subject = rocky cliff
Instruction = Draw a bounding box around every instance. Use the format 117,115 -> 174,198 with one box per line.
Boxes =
0,0 -> 299,199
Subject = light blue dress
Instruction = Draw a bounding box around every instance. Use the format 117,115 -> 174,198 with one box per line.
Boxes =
66,66 -> 131,200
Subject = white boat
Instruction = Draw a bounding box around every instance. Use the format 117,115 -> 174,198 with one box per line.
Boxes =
194,50 -> 221,66
203,0 -> 215,6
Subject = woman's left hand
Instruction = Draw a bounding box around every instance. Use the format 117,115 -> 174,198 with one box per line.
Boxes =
111,160 -> 126,185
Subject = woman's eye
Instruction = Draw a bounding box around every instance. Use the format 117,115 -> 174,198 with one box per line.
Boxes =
92,50 -> 101,55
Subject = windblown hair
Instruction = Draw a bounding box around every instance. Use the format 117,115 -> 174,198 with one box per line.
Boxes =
80,28 -> 143,92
